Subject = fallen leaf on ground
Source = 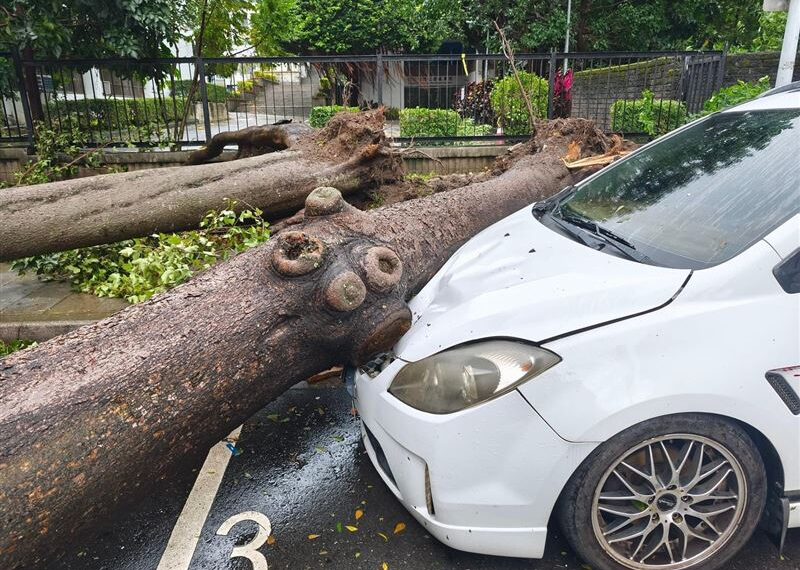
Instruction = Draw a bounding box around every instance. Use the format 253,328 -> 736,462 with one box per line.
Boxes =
345,525 -> 358,533
377,532 -> 389,542
308,534 -> 320,540
382,563 -> 389,570
355,509 -> 364,520
355,552 -> 361,558
336,522 -> 343,533
393,522 -> 406,535
267,535 -> 276,545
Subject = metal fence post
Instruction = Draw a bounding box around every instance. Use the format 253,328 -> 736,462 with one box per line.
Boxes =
375,52 -> 384,106
197,58 -> 212,144
547,50 -> 557,120
11,50 -> 35,151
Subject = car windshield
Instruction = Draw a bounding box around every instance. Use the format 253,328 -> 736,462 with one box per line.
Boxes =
553,109 -> 800,269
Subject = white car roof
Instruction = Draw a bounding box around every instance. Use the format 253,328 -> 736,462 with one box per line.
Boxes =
725,87 -> 800,112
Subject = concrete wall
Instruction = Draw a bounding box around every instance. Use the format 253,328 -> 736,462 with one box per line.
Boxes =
0,148 -> 29,183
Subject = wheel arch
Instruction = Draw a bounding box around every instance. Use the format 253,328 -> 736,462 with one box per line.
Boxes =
551,411 -> 784,525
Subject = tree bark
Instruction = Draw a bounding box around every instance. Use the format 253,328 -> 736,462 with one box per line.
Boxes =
0,113 -> 399,262
0,119 -> 609,568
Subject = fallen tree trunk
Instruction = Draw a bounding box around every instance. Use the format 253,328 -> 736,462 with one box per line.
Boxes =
0,112 -> 401,262
186,123 -> 308,165
0,119 -> 610,568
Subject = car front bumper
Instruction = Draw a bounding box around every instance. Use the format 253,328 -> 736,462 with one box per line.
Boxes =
353,359 -> 598,559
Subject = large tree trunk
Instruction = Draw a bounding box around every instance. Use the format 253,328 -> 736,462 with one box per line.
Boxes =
0,119 -> 610,568
0,112 -> 401,262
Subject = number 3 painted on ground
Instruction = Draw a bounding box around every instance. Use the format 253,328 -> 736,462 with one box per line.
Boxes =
216,511 -> 272,570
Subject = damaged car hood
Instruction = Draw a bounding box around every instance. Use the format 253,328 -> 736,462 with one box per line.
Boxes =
395,206 -> 691,362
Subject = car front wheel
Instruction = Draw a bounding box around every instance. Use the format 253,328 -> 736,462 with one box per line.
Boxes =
558,414 -> 766,570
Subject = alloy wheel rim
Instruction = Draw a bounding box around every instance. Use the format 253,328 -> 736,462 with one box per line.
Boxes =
591,434 -> 747,570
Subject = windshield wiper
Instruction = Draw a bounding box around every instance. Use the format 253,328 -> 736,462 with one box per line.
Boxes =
558,212 -> 653,264
545,212 -> 595,247
531,186 -> 575,217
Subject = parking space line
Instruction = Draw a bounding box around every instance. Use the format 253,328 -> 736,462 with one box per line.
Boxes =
156,426 -> 243,570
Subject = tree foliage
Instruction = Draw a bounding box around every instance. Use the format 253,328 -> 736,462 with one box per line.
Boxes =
183,0 -> 255,57
456,0 -> 785,54
0,0 -> 183,58
284,0 -> 456,54
250,0 -> 298,55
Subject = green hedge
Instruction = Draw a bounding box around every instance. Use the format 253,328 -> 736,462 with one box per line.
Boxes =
172,80 -> 229,103
48,98 -> 189,132
489,72 -> 549,135
610,90 -> 687,136
399,108 -> 493,137
700,76 -> 771,115
400,108 -> 459,137
309,105 -> 359,128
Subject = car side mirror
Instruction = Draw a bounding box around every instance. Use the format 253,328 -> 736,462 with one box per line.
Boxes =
773,248 -> 800,294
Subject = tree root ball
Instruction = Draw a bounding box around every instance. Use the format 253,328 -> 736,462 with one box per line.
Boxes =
361,246 -> 403,292
305,186 -> 345,216
324,271 -> 367,311
272,231 -> 326,276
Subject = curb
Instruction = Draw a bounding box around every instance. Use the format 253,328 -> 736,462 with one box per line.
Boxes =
0,320 -> 96,343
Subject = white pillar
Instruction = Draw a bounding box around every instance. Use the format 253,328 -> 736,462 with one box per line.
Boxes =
776,0 -> 800,87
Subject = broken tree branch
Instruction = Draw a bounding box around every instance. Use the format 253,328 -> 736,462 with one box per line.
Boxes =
0,111 -> 401,262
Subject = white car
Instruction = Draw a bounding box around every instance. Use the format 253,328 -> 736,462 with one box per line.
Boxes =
353,83 -> 800,570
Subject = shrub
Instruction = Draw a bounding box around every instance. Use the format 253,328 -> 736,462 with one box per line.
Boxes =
383,106 -> 400,121
47,98 -> 188,133
12,202 -> 270,304
453,80 -> 495,125
701,76 -> 771,115
309,105 -> 359,128
400,108 -> 460,137
0,340 -> 37,358
490,72 -> 549,135
400,108 -> 493,137
456,119 -> 494,136
610,90 -> 687,136
172,80 -> 229,103
232,78 -> 255,97
253,69 -> 280,84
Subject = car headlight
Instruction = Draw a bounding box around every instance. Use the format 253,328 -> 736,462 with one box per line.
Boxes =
388,340 -> 560,414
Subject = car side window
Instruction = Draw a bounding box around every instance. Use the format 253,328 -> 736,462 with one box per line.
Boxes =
773,248 -> 800,294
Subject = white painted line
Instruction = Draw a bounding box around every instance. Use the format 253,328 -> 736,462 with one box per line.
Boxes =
156,426 -> 243,570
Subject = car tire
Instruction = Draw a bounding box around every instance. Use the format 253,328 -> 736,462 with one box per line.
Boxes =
557,413 -> 766,570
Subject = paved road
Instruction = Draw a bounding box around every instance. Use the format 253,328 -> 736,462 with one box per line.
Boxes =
53,386 -> 800,570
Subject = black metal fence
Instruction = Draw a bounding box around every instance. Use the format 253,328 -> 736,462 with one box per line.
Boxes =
0,50 -> 725,148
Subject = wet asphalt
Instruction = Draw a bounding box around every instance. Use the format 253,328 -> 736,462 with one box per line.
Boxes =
51,385 -> 800,570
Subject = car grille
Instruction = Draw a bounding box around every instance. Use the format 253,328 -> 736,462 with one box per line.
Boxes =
359,352 -> 395,379
364,424 -> 396,486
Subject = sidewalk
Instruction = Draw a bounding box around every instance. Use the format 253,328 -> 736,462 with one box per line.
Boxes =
0,263 -> 127,342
